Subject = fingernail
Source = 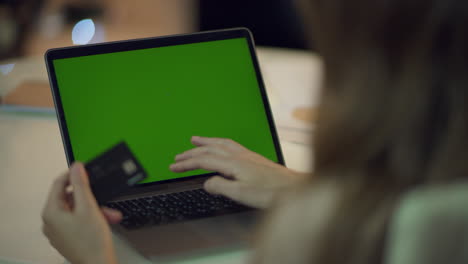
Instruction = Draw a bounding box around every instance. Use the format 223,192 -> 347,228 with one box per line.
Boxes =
204,180 -> 216,193
169,164 -> 177,170
109,209 -> 121,217
102,207 -> 122,217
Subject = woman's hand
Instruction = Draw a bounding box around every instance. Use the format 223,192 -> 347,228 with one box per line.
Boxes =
170,136 -> 307,209
41,163 -> 121,264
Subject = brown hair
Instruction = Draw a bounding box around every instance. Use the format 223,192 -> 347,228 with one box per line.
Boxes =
300,0 -> 468,263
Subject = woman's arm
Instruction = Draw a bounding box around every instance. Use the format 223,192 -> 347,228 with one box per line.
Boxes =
170,136 -> 309,208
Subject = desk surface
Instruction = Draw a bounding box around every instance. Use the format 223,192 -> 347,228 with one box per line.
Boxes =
0,47 -> 321,264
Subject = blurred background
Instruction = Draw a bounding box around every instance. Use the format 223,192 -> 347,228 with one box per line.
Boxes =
0,0 -> 308,60
0,0 -> 311,110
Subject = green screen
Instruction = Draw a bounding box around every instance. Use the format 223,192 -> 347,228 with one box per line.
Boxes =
53,38 -> 278,183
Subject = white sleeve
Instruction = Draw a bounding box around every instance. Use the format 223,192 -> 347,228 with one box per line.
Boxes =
384,182 -> 468,264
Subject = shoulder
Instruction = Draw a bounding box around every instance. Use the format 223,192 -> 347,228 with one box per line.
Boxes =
252,180 -> 341,264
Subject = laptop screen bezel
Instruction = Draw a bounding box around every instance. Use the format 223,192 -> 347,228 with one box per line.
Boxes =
45,28 -> 285,194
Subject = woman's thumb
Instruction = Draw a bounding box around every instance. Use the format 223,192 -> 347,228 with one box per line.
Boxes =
69,162 -> 96,210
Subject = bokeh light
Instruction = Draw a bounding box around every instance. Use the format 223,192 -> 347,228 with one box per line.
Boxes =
0,64 -> 15,75
72,19 -> 96,45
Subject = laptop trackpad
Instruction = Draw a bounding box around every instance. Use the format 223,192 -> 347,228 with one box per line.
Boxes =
113,211 -> 258,261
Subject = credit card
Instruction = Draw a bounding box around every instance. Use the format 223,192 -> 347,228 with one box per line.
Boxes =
85,141 -> 148,205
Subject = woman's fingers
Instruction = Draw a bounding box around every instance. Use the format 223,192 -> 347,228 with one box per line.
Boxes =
69,162 -> 97,212
101,207 -> 123,224
170,154 -> 236,176
44,172 -> 70,213
175,145 -> 229,162
204,176 -> 243,200
191,136 -> 243,150
204,176 -> 270,208
191,136 -> 223,146
175,136 -> 247,162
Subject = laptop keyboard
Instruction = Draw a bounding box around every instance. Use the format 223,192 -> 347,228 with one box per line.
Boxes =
106,189 -> 250,229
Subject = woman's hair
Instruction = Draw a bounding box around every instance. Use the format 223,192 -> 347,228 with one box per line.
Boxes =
301,0 -> 468,263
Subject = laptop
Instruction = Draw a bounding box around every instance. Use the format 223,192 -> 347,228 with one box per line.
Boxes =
45,28 -> 284,260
